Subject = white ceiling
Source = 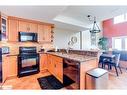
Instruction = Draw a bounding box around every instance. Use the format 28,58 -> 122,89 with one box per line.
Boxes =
0,6 -> 127,31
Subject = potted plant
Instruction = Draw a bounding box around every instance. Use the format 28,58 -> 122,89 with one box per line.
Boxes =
98,37 -> 109,51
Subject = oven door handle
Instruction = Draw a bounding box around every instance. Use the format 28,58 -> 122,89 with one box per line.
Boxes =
18,56 -> 25,60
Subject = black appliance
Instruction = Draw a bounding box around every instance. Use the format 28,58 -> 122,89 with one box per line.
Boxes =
18,47 -> 39,77
0,48 -> 2,82
19,32 -> 38,42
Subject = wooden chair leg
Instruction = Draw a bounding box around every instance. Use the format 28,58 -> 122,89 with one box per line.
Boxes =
114,66 -> 118,76
118,66 -> 122,74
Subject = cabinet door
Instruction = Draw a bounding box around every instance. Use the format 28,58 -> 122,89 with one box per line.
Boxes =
29,22 -> 38,33
49,55 -> 63,83
19,20 -> 38,33
47,55 -> 55,75
8,56 -> 17,77
38,24 -> 45,42
40,54 -> 47,71
19,21 -> 29,32
2,56 -> 9,82
54,61 -> 63,83
44,25 -> 51,42
8,19 -> 18,42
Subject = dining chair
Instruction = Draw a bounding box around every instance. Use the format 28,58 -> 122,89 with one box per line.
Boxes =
98,55 -> 107,68
98,51 -> 109,68
105,53 -> 122,76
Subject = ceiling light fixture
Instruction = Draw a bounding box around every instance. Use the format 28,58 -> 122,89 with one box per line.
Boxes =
87,15 -> 101,33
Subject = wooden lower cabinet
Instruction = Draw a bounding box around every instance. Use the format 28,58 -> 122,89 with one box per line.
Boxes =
2,56 -> 8,82
2,56 -> 17,82
54,61 -> 63,83
40,54 -> 48,71
47,54 -> 63,83
80,59 -> 98,89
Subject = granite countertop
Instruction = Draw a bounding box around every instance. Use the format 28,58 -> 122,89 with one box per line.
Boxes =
46,52 -> 97,63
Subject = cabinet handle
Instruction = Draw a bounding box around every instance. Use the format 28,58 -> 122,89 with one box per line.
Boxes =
43,37 -> 45,40
54,64 -> 56,68
27,27 -> 30,31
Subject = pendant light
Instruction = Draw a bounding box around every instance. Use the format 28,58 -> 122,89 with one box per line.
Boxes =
87,15 -> 101,33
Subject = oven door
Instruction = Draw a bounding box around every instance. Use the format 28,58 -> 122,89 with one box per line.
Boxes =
18,54 -> 39,76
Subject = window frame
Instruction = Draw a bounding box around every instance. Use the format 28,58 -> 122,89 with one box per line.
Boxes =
114,14 -> 127,24
112,36 -> 127,50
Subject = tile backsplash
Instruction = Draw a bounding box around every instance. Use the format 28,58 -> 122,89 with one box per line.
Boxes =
1,42 -> 53,54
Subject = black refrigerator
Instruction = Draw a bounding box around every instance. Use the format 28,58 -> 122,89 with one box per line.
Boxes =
0,48 -> 2,82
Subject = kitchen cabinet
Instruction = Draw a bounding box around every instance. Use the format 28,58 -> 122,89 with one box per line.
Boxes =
8,19 -> 18,42
38,24 -> 45,42
0,13 -> 8,41
38,24 -> 52,42
2,56 -> 17,82
40,54 -> 48,71
19,20 -> 38,33
47,54 -> 63,83
47,54 -> 54,74
2,56 -> 8,82
44,25 -> 52,42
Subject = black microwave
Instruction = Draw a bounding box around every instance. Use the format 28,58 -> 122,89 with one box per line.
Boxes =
19,32 -> 38,42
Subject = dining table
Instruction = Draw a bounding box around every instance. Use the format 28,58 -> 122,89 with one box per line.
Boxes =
99,53 -> 116,69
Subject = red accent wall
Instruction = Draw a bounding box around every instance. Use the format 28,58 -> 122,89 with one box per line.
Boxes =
103,18 -> 127,47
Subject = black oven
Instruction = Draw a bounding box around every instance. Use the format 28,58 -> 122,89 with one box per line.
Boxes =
19,32 -> 38,42
18,47 -> 39,77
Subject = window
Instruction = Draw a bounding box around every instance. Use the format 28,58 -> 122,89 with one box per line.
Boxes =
114,38 -> 122,50
114,14 -> 125,24
112,36 -> 127,50
125,38 -> 127,50
113,13 -> 127,24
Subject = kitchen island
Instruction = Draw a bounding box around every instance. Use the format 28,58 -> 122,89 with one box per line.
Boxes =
45,52 -> 98,89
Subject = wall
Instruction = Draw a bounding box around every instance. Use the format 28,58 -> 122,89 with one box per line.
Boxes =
103,18 -> 127,47
70,32 -> 80,50
82,30 -> 91,50
81,22 -> 103,50
54,22 -> 103,50
53,28 -> 77,49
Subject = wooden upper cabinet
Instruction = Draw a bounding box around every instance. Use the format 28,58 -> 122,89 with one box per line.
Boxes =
29,22 -> 38,33
19,20 -> 37,33
44,25 -> 52,42
38,24 -> 52,42
19,21 -> 28,32
8,19 -> 18,42
38,24 -> 45,42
